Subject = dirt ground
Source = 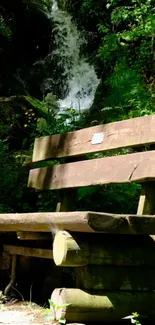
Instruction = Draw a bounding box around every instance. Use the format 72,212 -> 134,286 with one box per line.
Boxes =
0,302 -> 52,325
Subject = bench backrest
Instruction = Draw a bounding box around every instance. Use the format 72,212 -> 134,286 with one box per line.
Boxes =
28,114 -> 155,191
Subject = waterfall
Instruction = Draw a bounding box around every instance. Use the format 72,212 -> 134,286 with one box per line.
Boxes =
52,0 -> 58,11
45,0 -> 99,112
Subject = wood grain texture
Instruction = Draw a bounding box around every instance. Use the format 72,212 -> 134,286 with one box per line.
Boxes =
3,245 -> 53,259
0,212 -> 92,233
32,114 -> 155,161
1,211 -> 155,234
29,150 -> 155,190
53,231 -> 155,266
51,288 -> 155,322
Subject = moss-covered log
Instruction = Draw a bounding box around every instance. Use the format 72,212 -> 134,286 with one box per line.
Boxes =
53,230 -> 155,266
77,265 -> 155,291
51,288 -> 155,322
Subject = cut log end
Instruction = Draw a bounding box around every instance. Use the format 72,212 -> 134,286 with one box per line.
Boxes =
53,231 -> 68,266
53,231 -> 81,266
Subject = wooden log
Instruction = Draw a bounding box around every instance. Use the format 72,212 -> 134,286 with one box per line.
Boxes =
77,265 -> 155,291
3,245 -> 53,259
51,288 -> 155,322
2,211 -> 155,234
32,114 -> 155,161
28,150 -> 155,190
0,211 -> 91,232
16,231 -> 52,240
53,231 -> 155,266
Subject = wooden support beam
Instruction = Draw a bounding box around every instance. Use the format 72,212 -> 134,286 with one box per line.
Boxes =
53,231 -> 155,266
2,211 -> 155,234
51,288 -> 155,322
4,255 -> 17,296
137,182 -> 155,242
4,245 -> 53,259
32,114 -> 155,161
137,182 -> 155,215
16,232 -> 52,240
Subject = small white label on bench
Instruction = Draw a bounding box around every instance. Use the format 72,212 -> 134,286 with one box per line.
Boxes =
92,133 -> 104,145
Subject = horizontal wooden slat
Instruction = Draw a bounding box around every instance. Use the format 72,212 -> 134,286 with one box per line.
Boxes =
0,212 -> 92,232
1,211 -> 155,234
32,114 -> 155,161
29,150 -> 155,190
4,245 -> 53,259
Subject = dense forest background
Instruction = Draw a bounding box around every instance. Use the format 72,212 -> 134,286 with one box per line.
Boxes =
0,0 -> 154,214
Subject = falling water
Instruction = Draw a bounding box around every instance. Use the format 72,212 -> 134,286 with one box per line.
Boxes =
46,0 -> 99,112
52,0 -> 58,11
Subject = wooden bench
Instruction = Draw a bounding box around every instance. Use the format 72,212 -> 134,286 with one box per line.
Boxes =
2,114 -> 155,321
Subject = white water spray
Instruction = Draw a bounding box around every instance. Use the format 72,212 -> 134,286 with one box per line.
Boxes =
52,0 -> 58,11
46,0 -> 99,112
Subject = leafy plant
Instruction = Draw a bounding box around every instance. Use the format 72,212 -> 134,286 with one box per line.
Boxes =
123,312 -> 144,325
0,291 -> 6,309
69,0 -> 154,121
43,299 -> 71,324
0,14 -> 12,39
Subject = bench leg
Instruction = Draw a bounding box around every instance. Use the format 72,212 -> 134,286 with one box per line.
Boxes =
4,255 -> 17,296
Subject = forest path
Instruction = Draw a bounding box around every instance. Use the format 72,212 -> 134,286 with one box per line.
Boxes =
0,302 -> 51,325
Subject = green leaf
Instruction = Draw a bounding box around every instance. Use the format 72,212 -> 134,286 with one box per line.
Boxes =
59,317 -> 66,324
123,315 -> 134,319
48,299 -> 57,308
57,303 -> 71,310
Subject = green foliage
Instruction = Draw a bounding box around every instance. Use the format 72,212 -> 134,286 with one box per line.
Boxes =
123,312 -> 144,325
24,96 -> 48,117
0,140 -> 33,213
37,99 -> 86,136
23,0 -> 52,12
0,14 -> 12,39
69,0 -> 154,121
0,291 -> 6,309
0,93 -> 86,214
97,0 -> 154,119
103,59 -> 154,122
78,183 -> 141,214
43,299 -> 71,324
